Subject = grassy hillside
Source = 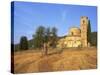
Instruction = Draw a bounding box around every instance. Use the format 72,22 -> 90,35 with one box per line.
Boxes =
13,47 -> 97,73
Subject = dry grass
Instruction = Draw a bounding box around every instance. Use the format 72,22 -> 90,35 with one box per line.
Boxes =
13,47 -> 97,73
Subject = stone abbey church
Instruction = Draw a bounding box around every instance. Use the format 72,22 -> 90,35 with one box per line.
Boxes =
57,16 -> 91,48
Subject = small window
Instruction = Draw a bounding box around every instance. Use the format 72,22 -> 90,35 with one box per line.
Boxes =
71,32 -> 73,35
83,20 -> 85,24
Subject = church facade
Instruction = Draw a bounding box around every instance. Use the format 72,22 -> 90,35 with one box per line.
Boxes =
57,16 -> 91,48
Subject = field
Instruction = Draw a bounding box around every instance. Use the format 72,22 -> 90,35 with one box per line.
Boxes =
13,47 -> 97,74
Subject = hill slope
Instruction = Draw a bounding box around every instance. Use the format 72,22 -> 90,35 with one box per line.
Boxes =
14,47 -> 97,73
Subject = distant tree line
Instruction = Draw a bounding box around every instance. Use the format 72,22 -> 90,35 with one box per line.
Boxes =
13,26 -> 58,51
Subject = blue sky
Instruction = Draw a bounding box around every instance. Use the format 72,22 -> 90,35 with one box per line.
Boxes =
12,1 -> 97,44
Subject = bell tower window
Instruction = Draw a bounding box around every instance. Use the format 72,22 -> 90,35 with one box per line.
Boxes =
83,20 -> 85,24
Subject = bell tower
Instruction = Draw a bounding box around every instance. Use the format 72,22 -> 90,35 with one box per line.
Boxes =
80,16 -> 89,47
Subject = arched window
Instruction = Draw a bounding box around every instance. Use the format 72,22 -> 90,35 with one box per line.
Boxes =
71,32 -> 73,35
83,20 -> 85,24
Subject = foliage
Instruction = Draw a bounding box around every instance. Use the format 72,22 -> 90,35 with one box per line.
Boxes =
49,27 -> 58,47
91,32 -> 97,46
87,20 -> 91,43
33,26 -> 58,49
87,20 -> 97,46
33,26 -> 45,48
20,36 -> 28,50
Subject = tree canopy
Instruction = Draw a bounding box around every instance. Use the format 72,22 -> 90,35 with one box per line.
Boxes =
20,36 -> 28,50
33,26 -> 58,49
